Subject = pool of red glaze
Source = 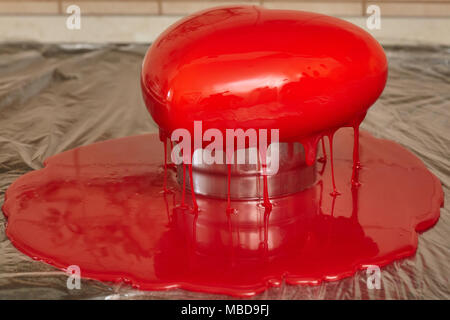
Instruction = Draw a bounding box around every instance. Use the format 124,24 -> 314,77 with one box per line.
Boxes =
2,128 -> 442,296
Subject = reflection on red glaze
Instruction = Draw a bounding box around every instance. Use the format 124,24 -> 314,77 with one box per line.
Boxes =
2,130 -> 443,296
141,6 -> 388,141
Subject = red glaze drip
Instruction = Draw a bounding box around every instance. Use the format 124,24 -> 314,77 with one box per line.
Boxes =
352,125 -> 362,187
2,130 -> 443,297
226,210 -> 235,265
159,129 -> 169,192
300,135 -> 321,166
188,164 -> 198,212
318,137 -> 327,163
163,191 -> 172,224
262,206 -> 271,254
163,138 -> 168,192
262,174 -> 271,210
327,133 -> 341,197
181,163 -> 186,208
258,142 -> 272,209
189,210 -> 199,250
226,164 -> 233,214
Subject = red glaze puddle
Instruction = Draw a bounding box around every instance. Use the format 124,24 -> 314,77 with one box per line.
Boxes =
2,128 -> 443,297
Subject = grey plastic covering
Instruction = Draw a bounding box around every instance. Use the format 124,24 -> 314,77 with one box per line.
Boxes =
0,43 -> 448,300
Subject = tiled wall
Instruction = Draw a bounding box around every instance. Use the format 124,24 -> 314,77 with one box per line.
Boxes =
0,0 -> 449,17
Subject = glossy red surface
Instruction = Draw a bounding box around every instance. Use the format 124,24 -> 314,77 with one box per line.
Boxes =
2,129 -> 443,296
141,6 -> 388,141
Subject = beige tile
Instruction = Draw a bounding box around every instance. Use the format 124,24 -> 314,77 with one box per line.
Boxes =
61,1 -> 159,15
0,1 -> 59,14
367,2 -> 450,17
263,1 -> 362,16
162,1 -> 260,15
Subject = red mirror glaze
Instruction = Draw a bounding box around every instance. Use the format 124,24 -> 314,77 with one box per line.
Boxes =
141,6 -> 388,140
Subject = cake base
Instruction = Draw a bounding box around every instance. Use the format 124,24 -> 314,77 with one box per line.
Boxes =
2,128 -> 443,297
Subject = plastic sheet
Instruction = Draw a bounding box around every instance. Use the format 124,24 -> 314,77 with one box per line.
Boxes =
0,43 -> 448,299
